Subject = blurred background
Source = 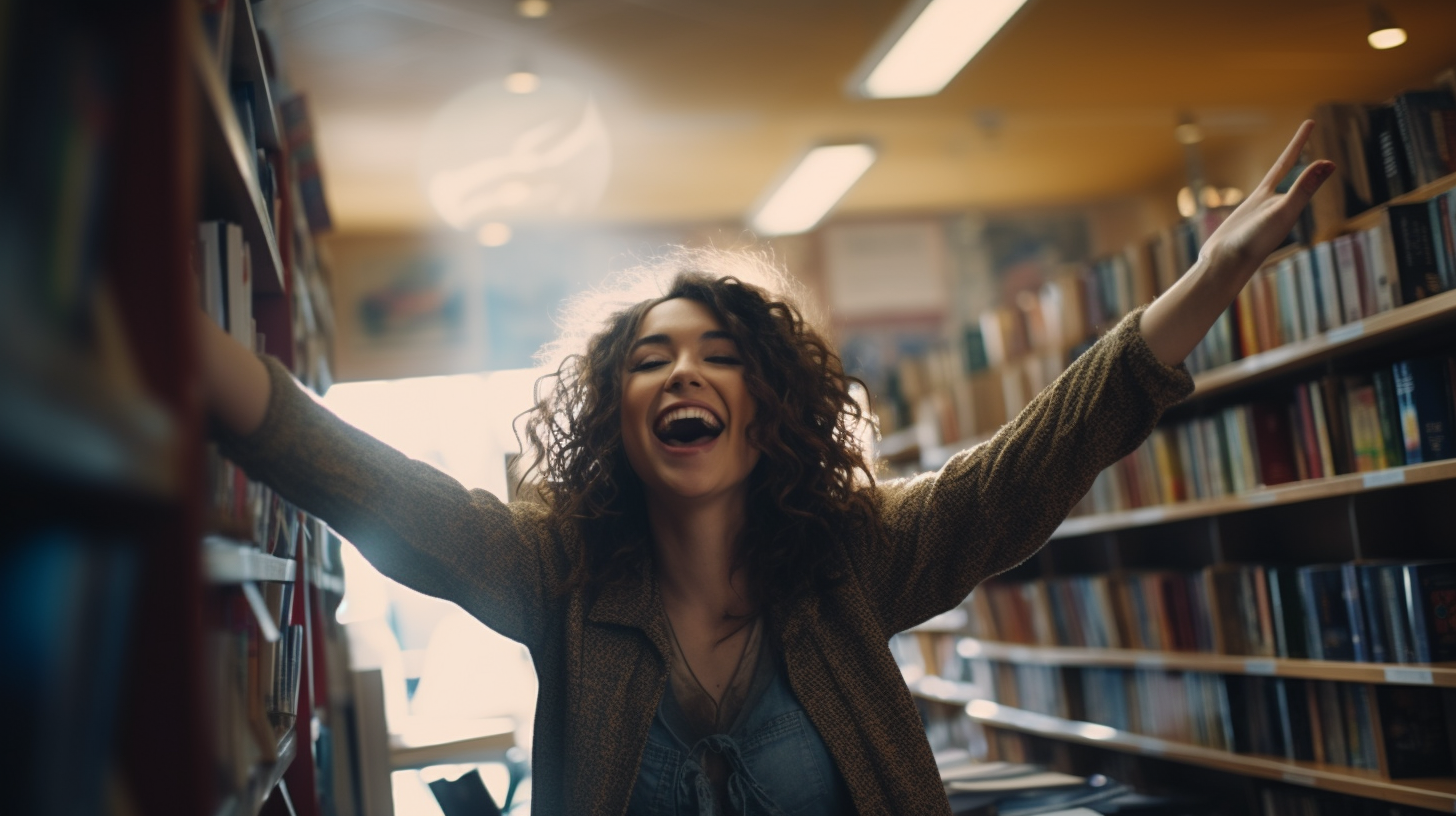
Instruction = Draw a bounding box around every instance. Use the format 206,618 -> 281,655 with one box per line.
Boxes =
4,0 -> 1456,814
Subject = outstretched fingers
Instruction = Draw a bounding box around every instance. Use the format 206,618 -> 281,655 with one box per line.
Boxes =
1258,119 -> 1317,193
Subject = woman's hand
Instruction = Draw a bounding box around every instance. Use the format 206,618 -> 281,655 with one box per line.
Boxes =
1141,120 -> 1334,366
197,306 -> 272,437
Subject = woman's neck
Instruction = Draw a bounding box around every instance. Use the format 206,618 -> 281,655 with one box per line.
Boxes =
648,485 -> 754,622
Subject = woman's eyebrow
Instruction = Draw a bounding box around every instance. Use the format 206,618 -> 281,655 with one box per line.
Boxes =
629,333 -> 670,352
701,330 -> 737,344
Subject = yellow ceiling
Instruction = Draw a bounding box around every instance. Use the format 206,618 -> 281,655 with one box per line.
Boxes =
270,0 -> 1456,231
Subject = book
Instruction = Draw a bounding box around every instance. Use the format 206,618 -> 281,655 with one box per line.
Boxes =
1404,561 -> 1456,663
1311,241 -> 1345,330
1387,202 -> 1446,303
1392,357 -> 1455,463
1267,567 -> 1309,659
1375,685 -> 1455,778
1299,564 -> 1357,661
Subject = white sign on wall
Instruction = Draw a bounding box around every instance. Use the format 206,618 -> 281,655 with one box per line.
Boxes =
822,220 -> 948,322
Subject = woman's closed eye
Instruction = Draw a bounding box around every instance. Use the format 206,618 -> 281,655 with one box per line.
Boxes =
706,355 -> 742,366
629,358 -> 669,373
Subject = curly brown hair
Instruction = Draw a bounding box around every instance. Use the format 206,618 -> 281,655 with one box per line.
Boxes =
522,248 -> 880,608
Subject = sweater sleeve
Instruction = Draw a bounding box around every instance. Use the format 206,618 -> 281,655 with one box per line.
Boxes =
213,356 -> 565,649
855,307 -> 1194,635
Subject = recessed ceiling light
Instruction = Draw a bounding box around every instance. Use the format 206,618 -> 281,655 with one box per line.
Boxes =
477,222 -> 512,246
517,0 -> 550,19
748,144 -> 876,236
504,71 -> 540,94
849,0 -> 1031,99
1367,4 -> 1406,49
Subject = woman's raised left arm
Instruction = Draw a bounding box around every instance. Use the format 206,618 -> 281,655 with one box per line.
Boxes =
852,122 -> 1332,634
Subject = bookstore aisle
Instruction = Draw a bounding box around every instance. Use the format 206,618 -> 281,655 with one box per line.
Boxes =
0,2 -> 355,815
892,70 -> 1456,815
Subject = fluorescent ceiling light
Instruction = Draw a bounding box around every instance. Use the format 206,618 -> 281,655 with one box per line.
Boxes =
852,0 -> 1031,99
749,144 -> 876,236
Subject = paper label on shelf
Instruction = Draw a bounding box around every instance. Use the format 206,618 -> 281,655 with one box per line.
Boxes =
1247,491 -> 1278,504
1362,469 -> 1406,489
1383,667 -> 1434,685
1326,321 -> 1364,343
1244,659 -> 1277,675
1282,772 -> 1317,787
1135,655 -> 1166,669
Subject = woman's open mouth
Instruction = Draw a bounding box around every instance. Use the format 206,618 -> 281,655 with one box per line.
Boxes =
653,405 -> 724,448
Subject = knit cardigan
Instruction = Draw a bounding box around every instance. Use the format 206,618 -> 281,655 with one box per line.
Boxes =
217,307 -> 1193,815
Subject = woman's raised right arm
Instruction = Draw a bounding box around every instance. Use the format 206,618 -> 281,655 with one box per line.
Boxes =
197,309 -> 564,648
197,306 -> 271,438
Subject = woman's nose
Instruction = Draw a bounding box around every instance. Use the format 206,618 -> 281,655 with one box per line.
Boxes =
667,356 -> 703,389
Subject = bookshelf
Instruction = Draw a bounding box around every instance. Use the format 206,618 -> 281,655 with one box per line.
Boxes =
951,639 -> 1456,688
0,2 -> 354,815
1051,457 -> 1456,538
890,74 -> 1456,814
216,727 -> 298,816
205,536 -> 299,584
190,12 -> 285,292
961,701 -> 1456,813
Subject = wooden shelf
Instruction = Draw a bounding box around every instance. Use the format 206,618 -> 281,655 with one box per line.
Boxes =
188,15 -> 285,293
204,536 -> 296,584
1189,289 -> 1456,402
232,0 -> 282,152
215,727 -> 297,816
953,639 -> 1456,688
1336,171 -> 1456,237
1051,458 -> 1456,539
962,700 -> 1456,812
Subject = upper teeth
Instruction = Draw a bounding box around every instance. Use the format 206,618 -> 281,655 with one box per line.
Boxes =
656,406 -> 721,432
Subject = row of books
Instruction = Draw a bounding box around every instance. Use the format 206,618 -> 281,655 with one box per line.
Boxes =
209,617 -> 304,795
1189,195 -> 1456,375
982,660 -> 1455,779
1077,353 -> 1456,516
966,559 -> 1456,664
1308,81 -> 1456,239
1259,783 -> 1437,816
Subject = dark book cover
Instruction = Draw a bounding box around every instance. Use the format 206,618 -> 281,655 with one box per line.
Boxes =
1299,564 -> 1356,661
1162,573 -> 1200,651
1249,402 -> 1298,486
1375,106 -> 1414,198
1341,563 -> 1370,662
1434,194 -> 1455,293
1370,367 -> 1407,468
1268,567 -> 1309,659
1393,357 -> 1455,463
1388,202 -> 1446,302
1318,376 -> 1354,476
1444,190 -> 1456,291
1403,561 -> 1456,663
1378,563 -> 1417,664
1274,678 -> 1317,762
1393,89 -> 1456,187
1357,564 -> 1389,664
1375,685 -> 1456,778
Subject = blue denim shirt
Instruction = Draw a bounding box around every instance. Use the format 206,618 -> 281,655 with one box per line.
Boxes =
626,652 -> 852,816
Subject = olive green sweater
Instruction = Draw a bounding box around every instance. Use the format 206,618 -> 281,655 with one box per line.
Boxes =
217,307 -> 1192,815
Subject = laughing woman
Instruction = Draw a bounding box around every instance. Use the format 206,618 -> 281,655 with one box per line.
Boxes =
203,123 -> 1332,815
